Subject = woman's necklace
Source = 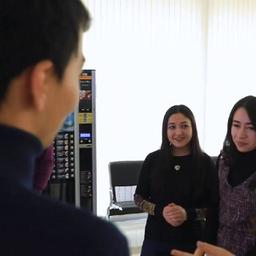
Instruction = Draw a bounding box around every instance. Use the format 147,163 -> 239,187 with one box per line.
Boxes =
172,151 -> 189,171
173,164 -> 181,171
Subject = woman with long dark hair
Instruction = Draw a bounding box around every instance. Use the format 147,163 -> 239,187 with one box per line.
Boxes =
134,104 -> 218,256
216,95 -> 256,256
171,96 -> 256,256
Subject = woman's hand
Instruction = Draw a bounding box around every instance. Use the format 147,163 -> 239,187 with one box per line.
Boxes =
170,241 -> 235,256
171,247 -> 204,256
162,203 -> 187,227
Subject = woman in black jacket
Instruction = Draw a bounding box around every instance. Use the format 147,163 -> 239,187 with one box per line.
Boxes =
134,104 -> 218,256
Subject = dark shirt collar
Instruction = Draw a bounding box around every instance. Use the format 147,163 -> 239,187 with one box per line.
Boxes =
229,150 -> 256,186
232,149 -> 256,168
0,124 -> 43,189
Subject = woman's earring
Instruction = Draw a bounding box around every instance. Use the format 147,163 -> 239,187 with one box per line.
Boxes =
225,139 -> 230,147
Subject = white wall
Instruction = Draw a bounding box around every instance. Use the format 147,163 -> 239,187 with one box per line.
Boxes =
204,0 -> 256,154
82,0 -> 256,216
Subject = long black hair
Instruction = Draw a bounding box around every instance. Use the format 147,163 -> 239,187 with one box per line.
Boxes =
222,95 -> 256,162
160,104 -> 204,161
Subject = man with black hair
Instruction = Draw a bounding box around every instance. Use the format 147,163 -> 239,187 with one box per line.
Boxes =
0,1 -> 129,255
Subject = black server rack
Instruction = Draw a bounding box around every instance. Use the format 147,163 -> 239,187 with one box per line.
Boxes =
77,69 -> 96,212
45,70 -> 96,214
50,113 -> 76,204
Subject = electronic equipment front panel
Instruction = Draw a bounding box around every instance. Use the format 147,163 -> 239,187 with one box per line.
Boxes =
78,70 -> 96,213
46,113 -> 76,204
53,114 -> 75,181
45,70 -> 96,214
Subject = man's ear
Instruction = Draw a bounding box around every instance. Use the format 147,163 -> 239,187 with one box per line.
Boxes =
30,60 -> 54,111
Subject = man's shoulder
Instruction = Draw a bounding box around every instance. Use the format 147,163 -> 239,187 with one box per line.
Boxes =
42,198 -> 129,254
38,194 -> 121,234
0,186 -> 129,255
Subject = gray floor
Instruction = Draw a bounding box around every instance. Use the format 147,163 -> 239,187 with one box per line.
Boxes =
109,213 -> 147,256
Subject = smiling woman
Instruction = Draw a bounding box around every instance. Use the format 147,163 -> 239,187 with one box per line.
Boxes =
167,113 -> 193,156
134,105 -> 219,256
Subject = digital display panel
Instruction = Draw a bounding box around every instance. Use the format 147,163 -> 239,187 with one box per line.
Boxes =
80,133 -> 91,138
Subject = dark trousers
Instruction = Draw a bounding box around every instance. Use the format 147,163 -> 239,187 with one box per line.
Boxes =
140,239 -> 195,256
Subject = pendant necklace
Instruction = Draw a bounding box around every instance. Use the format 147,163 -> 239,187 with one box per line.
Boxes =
174,164 -> 181,171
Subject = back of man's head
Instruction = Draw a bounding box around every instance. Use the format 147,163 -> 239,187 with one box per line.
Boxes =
0,0 -> 90,103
